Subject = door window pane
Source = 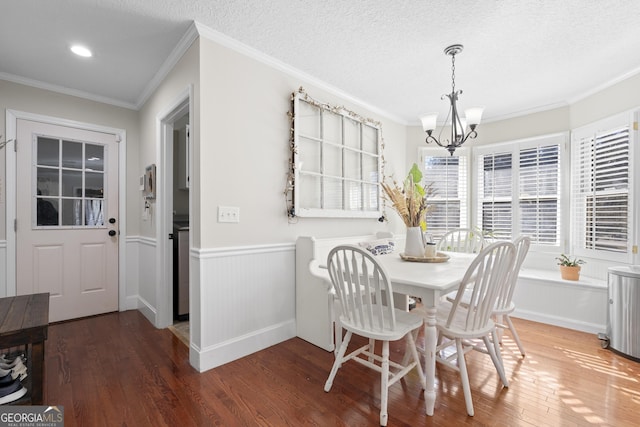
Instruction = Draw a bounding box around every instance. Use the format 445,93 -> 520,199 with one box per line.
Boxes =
37,167 -> 59,197
62,170 -> 83,197
37,137 -> 59,167
62,140 -> 83,168
85,172 -> 104,198
85,200 -> 104,226
37,198 -> 59,226
61,199 -> 82,226
85,144 -> 104,172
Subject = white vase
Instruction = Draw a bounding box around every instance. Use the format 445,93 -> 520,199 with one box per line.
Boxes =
404,227 -> 425,257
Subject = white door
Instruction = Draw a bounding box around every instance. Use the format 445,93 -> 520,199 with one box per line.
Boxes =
16,119 -> 119,322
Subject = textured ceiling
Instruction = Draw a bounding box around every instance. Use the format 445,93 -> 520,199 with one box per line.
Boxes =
1,0 -> 640,123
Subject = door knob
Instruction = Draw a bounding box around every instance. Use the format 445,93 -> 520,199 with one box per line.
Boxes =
109,218 -> 116,224
108,230 -> 117,236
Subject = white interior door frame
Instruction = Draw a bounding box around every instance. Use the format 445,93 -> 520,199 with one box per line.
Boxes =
4,110 -> 127,306
155,85 -> 193,329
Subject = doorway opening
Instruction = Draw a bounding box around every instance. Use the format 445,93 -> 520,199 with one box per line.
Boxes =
171,112 -> 190,345
157,86 -> 192,346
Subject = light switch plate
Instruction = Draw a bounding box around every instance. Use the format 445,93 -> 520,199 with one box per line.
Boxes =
218,206 -> 240,223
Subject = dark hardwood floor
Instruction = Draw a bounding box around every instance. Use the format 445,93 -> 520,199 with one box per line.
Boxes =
44,311 -> 639,426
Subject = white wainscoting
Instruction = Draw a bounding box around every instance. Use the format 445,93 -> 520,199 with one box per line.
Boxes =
513,272 -> 607,333
513,251 -> 609,334
123,236 -> 140,311
135,236 -> 158,325
193,243 -> 296,372
0,240 -> 6,298
124,236 -> 158,324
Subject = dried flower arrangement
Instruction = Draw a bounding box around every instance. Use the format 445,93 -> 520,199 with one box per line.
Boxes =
381,163 -> 435,230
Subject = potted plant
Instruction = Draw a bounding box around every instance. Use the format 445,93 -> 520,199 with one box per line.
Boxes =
556,254 -> 586,281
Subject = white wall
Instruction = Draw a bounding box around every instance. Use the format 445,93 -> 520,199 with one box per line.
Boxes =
197,37 -> 407,248
190,32 -> 407,371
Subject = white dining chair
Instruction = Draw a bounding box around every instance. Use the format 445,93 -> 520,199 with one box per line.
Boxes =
435,241 -> 516,416
493,236 -> 531,356
446,236 -> 531,357
436,228 -> 484,253
324,245 -> 425,427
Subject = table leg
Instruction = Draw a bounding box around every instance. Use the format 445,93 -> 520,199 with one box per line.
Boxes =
30,341 -> 45,405
423,305 -> 437,416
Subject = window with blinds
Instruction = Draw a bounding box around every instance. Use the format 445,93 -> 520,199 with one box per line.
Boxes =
422,150 -> 468,238
476,134 -> 564,245
519,145 -> 560,245
571,121 -> 630,255
478,152 -> 513,240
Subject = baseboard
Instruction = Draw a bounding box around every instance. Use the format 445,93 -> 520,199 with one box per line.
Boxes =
193,319 -> 296,372
123,295 -> 139,311
512,308 -> 605,335
136,296 -> 157,327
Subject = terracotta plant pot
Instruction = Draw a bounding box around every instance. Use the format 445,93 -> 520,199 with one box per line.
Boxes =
560,265 -> 581,281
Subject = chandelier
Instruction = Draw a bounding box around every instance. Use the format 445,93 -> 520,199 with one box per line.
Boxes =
420,44 -> 483,156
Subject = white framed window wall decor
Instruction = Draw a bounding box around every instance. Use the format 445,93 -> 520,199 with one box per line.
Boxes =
570,111 -> 635,263
475,133 -> 566,247
288,87 -> 383,218
419,147 -> 469,239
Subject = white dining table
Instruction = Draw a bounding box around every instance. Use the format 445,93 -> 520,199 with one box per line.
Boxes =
368,251 -> 476,416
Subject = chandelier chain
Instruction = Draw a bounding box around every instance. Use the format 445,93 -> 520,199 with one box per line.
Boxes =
451,54 -> 456,93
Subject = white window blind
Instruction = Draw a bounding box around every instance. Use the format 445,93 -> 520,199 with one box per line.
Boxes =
476,134 -> 563,245
571,121 -> 630,255
422,149 -> 468,238
519,144 -> 560,245
478,152 -> 513,239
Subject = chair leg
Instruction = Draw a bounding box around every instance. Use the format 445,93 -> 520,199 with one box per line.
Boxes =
506,315 -> 526,356
455,339 -> 474,416
334,320 -> 342,356
495,314 -> 505,344
369,338 -> 376,363
401,328 -> 421,366
406,330 -> 425,387
333,303 -> 342,356
492,330 -> 503,372
484,332 -> 509,388
325,331 -> 352,392
380,341 -> 390,426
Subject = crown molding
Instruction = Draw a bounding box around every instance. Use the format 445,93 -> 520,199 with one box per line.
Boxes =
193,21 -> 407,125
567,66 -> 640,105
0,71 -> 137,110
134,22 -> 200,109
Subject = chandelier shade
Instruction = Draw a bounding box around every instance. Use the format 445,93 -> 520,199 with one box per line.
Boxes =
421,44 -> 483,155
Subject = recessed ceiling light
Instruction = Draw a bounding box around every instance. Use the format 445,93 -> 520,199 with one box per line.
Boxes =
70,45 -> 92,58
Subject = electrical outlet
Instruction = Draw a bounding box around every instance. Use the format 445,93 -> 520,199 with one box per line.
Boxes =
218,206 -> 240,223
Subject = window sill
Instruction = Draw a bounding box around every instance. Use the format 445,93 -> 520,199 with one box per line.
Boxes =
519,268 -> 607,290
